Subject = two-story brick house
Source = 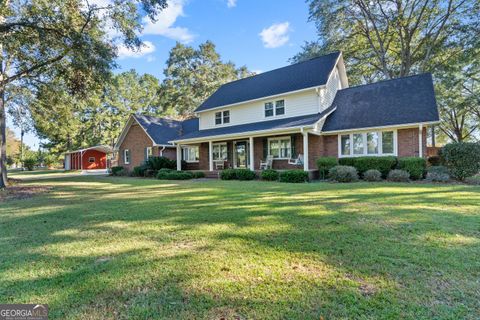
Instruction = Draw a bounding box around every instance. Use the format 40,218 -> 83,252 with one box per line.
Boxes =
115,51 -> 439,174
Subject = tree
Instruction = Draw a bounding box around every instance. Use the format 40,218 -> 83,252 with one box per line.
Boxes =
6,127 -> 20,166
0,0 -> 167,188
161,41 -> 254,117
294,0 -> 480,142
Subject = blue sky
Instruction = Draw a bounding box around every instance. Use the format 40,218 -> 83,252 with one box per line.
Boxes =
9,0 -> 317,148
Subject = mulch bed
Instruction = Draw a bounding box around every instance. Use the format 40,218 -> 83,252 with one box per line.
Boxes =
0,180 -> 52,202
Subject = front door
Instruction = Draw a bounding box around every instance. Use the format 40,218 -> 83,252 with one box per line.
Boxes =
234,141 -> 249,168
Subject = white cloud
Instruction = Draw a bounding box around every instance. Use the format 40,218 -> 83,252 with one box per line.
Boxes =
142,0 -> 194,43
117,41 -> 156,59
227,0 -> 237,8
259,22 -> 291,48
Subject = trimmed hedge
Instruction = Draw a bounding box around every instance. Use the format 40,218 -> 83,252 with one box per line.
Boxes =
387,169 -> 410,182
261,169 -> 279,181
363,169 -> 382,182
236,169 -> 256,180
132,165 -> 148,177
397,157 -> 426,180
146,156 -> 176,170
440,142 -> 480,180
111,166 -> 124,176
316,157 -> 337,180
339,156 -> 397,177
220,169 -> 238,180
328,165 -> 359,182
426,166 -> 450,182
156,169 -> 193,180
279,170 -> 309,183
192,171 -> 206,179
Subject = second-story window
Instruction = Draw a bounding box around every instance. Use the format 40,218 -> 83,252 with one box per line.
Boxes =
215,110 -> 230,125
265,99 -> 285,117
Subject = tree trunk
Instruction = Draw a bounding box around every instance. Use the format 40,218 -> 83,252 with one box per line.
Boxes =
0,85 -> 7,189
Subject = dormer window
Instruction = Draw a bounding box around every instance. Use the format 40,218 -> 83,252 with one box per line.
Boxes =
265,99 -> 285,117
215,110 -> 230,125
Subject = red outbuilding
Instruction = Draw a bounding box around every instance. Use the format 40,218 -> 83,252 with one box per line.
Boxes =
64,145 -> 113,171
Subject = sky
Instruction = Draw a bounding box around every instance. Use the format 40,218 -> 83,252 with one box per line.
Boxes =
7,0 -> 317,149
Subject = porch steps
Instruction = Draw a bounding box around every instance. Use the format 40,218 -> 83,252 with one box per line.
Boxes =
203,171 -> 220,179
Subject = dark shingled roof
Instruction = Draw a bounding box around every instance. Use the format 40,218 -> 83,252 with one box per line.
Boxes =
195,51 -> 341,112
176,105 -> 336,141
322,73 -> 439,132
133,115 -> 199,145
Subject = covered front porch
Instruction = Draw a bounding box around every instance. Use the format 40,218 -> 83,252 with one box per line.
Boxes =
173,129 -> 315,172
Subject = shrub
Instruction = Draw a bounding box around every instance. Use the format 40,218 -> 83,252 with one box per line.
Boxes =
132,165 -> 148,177
339,156 -> 397,177
156,169 -> 193,180
465,175 -> 480,185
387,169 -> 410,182
397,157 -> 426,180
261,169 -> 279,181
328,165 -> 358,182
156,168 -> 173,179
440,142 -> 480,180
427,155 -> 441,166
220,169 -> 237,180
279,170 -> 309,183
316,157 -> 337,179
111,166 -> 124,176
146,156 -> 176,170
363,169 -> 382,182
192,171 -> 205,179
426,166 -> 450,182
23,157 -> 36,171
236,169 -> 256,180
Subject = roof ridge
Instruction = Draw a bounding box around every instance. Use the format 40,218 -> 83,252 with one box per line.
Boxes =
215,51 -> 341,88
339,73 -> 432,92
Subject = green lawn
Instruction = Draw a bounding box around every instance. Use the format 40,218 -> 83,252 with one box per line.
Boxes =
1,176 -> 479,319
8,169 -> 80,180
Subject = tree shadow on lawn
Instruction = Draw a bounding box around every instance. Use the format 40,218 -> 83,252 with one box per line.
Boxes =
1,177 -> 479,318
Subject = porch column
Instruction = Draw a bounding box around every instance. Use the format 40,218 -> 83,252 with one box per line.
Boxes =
303,131 -> 309,171
176,144 -> 182,171
249,137 -> 254,171
419,124 -> 423,158
209,141 -> 213,171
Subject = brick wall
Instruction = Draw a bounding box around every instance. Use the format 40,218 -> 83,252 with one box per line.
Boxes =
118,123 -> 154,171
161,147 -> 177,160
398,127 -> 427,158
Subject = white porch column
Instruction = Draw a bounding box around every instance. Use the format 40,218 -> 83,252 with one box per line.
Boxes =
303,131 -> 309,171
249,137 -> 254,171
209,141 -> 214,171
419,124 -> 423,158
176,144 -> 182,171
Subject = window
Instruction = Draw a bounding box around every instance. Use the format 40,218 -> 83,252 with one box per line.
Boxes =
340,135 -> 350,156
264,102 -> 274,117
88,157 -> 95,163
382,131 -> 394,154
268,137 -> 291,159
212,143 -> 228,160
215,110 -> 230,125
338,130 -> 396,157
353,134 -> 364,155
265,100 -> 285,117
145,147 -> 152,160
367,132 -> 379,154
123,149 -> 130,164
275,100 -> 285,115
183,146 -> 199,162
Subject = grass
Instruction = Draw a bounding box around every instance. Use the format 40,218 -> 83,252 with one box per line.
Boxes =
1,175 -> 479,319
8,169 -> 80,180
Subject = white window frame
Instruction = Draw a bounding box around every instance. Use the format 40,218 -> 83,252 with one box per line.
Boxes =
145,147 -> 152,160
182,146 -> 199,163
123,149 -> 130,164
214,110 -> 231,125
264,99 -> 286,118
338,129 -> 397,158
88,157 -> 95,163
268,136 -> 292,159
212,142 -> 228,161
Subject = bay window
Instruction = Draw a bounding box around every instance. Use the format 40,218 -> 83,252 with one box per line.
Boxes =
268,137 -> 291,159
338,130 -> 396,157
183,146 -> 199,162
212,143 -> 228,161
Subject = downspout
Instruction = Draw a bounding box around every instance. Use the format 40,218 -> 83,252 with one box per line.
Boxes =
160,146 -> 166,157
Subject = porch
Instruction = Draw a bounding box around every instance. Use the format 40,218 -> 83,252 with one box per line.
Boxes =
175,131 -> 315,172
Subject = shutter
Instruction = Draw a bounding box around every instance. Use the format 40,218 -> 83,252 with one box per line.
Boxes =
291,134 -> 296,158
263,138 -> 268,159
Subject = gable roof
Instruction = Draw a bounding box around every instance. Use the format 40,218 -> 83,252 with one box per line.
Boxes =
195,51 -> 342,112
322,73 -> 439,132
133,115 -> 199,145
